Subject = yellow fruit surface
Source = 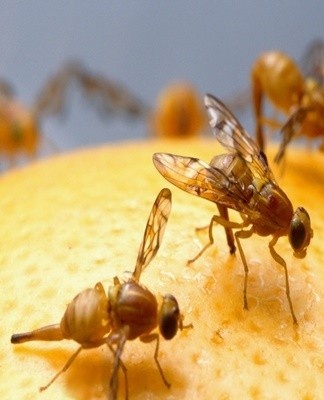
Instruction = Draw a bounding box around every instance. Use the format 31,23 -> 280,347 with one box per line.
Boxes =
1,139 -> 324,400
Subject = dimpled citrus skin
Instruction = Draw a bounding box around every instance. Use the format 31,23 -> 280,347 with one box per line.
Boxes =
2,139 -> 324,400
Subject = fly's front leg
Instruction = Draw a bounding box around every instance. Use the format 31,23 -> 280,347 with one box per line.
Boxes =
107,333 -> 128,400
140,333 -> 170,389
234,228 -> 254,310
189,214 -> 248,265
269,236 -> 298,325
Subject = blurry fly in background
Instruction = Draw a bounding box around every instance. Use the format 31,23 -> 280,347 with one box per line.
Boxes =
251,39 -> 324,163
227,39 -> 324,163
0,61 -> 207,169
0,39 -> 323,169
153,93 -> 313,325
0,61 -> 149,168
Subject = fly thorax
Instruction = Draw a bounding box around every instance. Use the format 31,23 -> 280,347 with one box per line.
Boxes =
113,280 -> 158,340
258,181 -> 294,231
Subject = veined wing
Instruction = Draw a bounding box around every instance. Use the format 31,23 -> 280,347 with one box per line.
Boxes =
153,152 -> 255,214
300,39 -> 324,86
204,93 -> 275,181
274,107 -> 308,164
132,188 -> 172,282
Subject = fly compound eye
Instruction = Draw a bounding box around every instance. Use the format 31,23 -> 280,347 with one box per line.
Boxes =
159,294 -> 180,340
289,207 -> 313,258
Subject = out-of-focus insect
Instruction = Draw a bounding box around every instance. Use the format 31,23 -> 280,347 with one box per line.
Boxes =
0,62 -> 148,167
0,63 -> 208,168
149,82 -> 206,138
0,83 -> 40,166
11,188 -> 191,400
153,94 -> 313,324
300,38 -> 324,87
251,48 -> 324,162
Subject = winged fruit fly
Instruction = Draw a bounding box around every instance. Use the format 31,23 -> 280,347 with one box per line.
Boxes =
251,50 -> 324,162
153,94 -> 313,324
11,188 -> 192,399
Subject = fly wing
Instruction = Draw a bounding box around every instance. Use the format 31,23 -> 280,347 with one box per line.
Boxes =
153,152 -> 251,212
204,93 -> 275,181
274,107 -> 308,164
33,61 -> 148,120
132,188 -> 172,282
300,39 -> 324,86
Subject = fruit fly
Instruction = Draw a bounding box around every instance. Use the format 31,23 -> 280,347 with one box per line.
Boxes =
0,61 -> 148,167
0,88 -> 40,166
1,61 -> 210,168
251,49 -> 324,163
149,82 -> 206,138
153,94 -> 313,324
11,188 -> 191,400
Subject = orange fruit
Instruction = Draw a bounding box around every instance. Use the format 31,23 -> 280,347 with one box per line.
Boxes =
2,139 -> 324,399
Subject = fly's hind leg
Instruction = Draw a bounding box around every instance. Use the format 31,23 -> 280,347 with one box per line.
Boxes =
189,214 -> 249,265
10,323 -> 82,392
39,346 -> 83,392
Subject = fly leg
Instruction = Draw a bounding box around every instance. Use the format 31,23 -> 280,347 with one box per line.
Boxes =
188,214 -> 249,265
234,228 -> 254,310
107,333 -> 128,400
140,333 -> 170,389
269,236 -> 298,325
192,205 -> 236,258
217,204 -> 236,254
11,323 -> 107,392
39,346 -> 83,392
189,215 -> 255,311
11,323 -> 80,392
188,215 -> 219,265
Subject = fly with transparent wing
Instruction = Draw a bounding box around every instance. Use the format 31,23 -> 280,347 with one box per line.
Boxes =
11,188 -> 192,400
251,50 -> 324,163
153,94 -> 313,325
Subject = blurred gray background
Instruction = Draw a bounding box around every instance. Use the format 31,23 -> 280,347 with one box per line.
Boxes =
0,1 -> 323,151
